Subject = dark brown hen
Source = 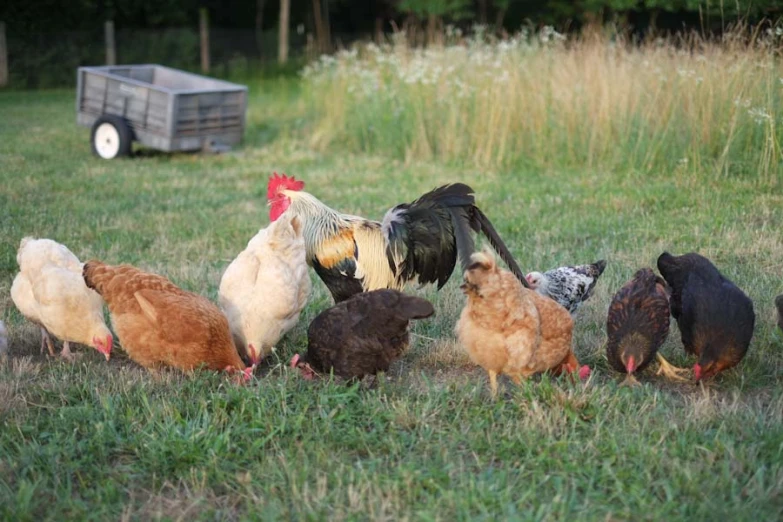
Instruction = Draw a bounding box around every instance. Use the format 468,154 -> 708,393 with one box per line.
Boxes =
606,268 -> 670,385
657,252 -> 755,381
290,289 -> 434,380
776,295 -> 783,331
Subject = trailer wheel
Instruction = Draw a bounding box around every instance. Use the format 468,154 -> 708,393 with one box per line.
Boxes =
91,116 -> 133,159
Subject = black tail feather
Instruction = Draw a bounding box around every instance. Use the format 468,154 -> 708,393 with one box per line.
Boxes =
473,208 -> 529,288
448,207 -> 476,273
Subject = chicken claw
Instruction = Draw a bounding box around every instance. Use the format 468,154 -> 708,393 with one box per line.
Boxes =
41,328 -> 56,357
655,353 -> 689,381
621,374 -> 640,387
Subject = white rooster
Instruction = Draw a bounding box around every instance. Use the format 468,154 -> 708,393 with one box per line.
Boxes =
219,214 -> 311,366
10,237 -> 113,360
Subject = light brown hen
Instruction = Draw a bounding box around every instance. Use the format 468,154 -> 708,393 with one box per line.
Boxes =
83,261 -> 250,380
455,250 -> 588,397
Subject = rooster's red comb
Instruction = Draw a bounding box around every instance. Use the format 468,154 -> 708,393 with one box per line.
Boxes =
268,172 -> 305,200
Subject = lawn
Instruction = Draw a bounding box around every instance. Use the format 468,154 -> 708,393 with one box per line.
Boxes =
2,37 -> 783,520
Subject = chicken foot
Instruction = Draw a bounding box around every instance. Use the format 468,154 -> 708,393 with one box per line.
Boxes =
40,328 -> 55,357
59,341 -> 78,362
621,374 -> 640,387
655,353 -> 689,381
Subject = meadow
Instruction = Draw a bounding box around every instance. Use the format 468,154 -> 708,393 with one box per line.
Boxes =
1,29 -> 783,520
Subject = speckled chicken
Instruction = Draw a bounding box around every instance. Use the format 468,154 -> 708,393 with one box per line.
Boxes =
290,289 -> 434,380
606,268 -> 671,385
526,259 -> 607,315
657,252 -> 755,381
83,260 -> 250,380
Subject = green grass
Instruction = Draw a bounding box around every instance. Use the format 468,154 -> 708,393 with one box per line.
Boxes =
2,69 -> 783,520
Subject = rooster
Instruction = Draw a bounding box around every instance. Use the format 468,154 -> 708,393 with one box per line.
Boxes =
266,173 -> 528,302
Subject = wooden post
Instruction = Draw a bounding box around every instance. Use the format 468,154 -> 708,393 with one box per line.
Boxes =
199,8 -> 210,73
278,0 -> 290,63
104,20 -> 116,66
0,22 -> 7,87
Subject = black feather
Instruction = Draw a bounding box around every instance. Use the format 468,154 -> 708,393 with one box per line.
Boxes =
471,207 -> 529,287
313,255 -> 364,303
383,183 -> 529,290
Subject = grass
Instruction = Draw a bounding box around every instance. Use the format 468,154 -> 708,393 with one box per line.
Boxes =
304,29 -> 783,184
2,33 -> 783,520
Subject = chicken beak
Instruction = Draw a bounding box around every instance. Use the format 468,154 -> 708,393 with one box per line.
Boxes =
247,344 -> 261,366
625,356 -> 636,375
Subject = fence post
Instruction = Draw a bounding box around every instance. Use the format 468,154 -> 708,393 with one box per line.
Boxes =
104,20 -> 116,65
0,22 -> 7,87
200,8 -> 210,73
279,0 -> 290,63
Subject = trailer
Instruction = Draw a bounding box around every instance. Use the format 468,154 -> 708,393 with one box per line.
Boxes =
76,64 -> 248,159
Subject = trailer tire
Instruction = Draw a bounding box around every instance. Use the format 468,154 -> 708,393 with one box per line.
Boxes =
91,116 -> 133,159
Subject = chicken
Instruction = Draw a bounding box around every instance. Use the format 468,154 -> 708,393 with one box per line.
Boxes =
0,320 -> 7,358
219,213 -> 311,366
266,173 -> 528,303
526,260 -> 607,315
83,260 -> 251,380
606,268 -> 671,386
657,252 -> 755,381
776,295 -> 783,331
455,250 -> 589,397
290,289 -> 434,380
10,237 -> 112,361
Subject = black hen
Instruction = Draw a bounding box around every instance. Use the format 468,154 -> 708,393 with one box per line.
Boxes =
657,252 -> 755,381
606,268 -> 671,385
290,289 -> 434,380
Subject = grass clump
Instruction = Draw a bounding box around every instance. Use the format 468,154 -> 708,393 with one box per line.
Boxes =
305,27 -> 783,184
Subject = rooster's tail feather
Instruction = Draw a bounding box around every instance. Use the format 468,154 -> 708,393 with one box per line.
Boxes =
472,208 -> 529,288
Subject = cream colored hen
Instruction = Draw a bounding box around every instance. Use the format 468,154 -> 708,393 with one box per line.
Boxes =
219,214 -> 311,365
10,237 -> 113,360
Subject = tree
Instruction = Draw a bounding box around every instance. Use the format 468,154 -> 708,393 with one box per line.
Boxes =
397,0 -> 473,43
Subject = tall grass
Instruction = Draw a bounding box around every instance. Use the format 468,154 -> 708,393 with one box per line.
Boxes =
304,27 -> 783,184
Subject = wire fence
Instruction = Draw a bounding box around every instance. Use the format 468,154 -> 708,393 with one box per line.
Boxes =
5,26 -> 316,89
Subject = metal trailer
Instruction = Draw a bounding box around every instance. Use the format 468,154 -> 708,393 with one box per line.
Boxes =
76,64 -> 248,159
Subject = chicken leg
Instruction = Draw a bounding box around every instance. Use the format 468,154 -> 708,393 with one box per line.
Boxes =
655,353 -> 689,381
40,327 -> 55,357
488,370 -> 499,398
60,341 -> 77,362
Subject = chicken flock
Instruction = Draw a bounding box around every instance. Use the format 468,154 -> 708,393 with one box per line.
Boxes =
4,174 -> 768,395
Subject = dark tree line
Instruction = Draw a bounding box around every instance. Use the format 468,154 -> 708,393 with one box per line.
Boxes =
4,0 -> 783,36
2,0 -> 782,87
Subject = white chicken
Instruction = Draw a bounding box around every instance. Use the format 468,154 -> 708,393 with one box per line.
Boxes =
219,214 -> 311,366
10,237 -> 113,360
